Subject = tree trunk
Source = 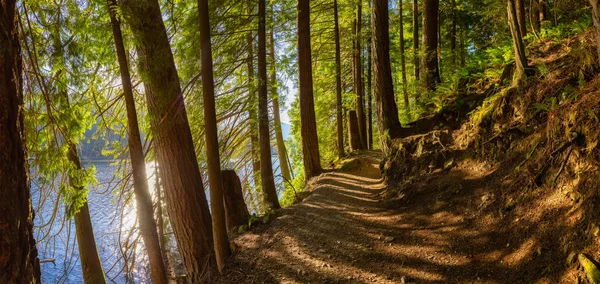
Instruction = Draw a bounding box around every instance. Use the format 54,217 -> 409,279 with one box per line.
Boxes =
508,0 -> 529,84
399,0 -> 410,116
198,0 -> 231,272
589,0 -> 600,61
50,16 -> 106,283
269,8 -> 292,184
373,0 -> 404,153
0,1 -> 41,281
516,0 -> 527,37
106,1 -> 169,282
354,3 -> 367,150
367,0 -> 374,150
348,110 -> 362,151
121,1 -> 216,281
413,0 -> 420,88
450,0 -> 457,69
222,170 -> 251,232
532,0 -> 541,33
334,0 -> 345,158
258,0 -> 281,210
297,0 -> 323,180
154,161 -> 172,277
246,4 -> 262,195
539,0 -> 548,22
67,146 -> 107,284
422,0 -> 441,91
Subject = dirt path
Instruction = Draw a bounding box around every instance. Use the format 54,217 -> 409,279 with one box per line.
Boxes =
214,150 -> 576,283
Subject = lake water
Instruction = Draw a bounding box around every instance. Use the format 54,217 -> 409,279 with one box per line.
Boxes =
34,158 -> 284,283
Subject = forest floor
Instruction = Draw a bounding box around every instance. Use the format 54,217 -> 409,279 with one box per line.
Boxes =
214,150 -> 575,284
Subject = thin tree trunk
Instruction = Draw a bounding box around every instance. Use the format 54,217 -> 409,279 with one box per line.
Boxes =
246,4 -> 262,195
539,0 -> 548,22
399,0 -> 410,116
68,146 -> 107,284
354,3 -> 367,149
508,0 -> 529,84
258,0 -> 281,210
373,0 -> 403,154
516,0 -> 527,37
589,0 -> 600,61
413,0 -> 420,86
269,8 -> 292,184
450,0 -> 457,69
348,110 -> 361,151
154,161 -> 172,277
334,0 -> 345,158
297,0 -> 323,180
50,13 -> 106,282
0,1 -> 41,281
367,0 -> 374,150
421,0 -> 441,91
106,1 -> 168,282
532,0 -> 541,32
438,10 -> 442,78
121,1 -> 215,281
197,0 -> 231,272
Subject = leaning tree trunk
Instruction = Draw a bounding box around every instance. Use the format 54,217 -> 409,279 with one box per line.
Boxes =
258,0 -> 281,210
50,15 -> 106,282
0,1 -> 41,281
297,0 -> 323,180
373,0 -> 404,153
334,0 -> 345,158
106,0 -> 168,282
354,3 -> 367,150
589,0 -> 600,61
269,8 -> 292,184
399,0 -> 410,116
197,0 -> 231,272
221,170 -> 251,232
120,1 -> 215,281
508,0 -> 529,84
422,0 -> 441,91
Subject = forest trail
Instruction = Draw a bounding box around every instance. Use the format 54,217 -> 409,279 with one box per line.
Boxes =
216,150 -> 524,284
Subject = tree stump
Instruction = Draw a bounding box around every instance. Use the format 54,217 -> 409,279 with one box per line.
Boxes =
348,110 -> 361,152
222,170 -> 250,232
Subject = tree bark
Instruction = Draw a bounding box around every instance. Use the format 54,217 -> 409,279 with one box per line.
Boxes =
539,0 -> 548,22
508,0 -> 529,84
269,8 -> 292,184
0,1 -> 41,281
516,0 -> 527,37
197,0 -> 231,272
153,161 -> 172,277
373,0 -> 403,153
354,3 -> 367,150
106,1 -> 168,282
532,0 -> 541,33
589,0 -> 600,61
121,1 -> 216,281
367,0 -> 374,150
222,170 -> 251,232
334,0 -> 345,158
258,0 -> 281,210
422,0 -> 441,91
399,0 -> 410,116
297,0 -> 323,180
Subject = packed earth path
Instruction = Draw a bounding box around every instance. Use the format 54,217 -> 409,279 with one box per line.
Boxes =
217,150 -> 522,284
